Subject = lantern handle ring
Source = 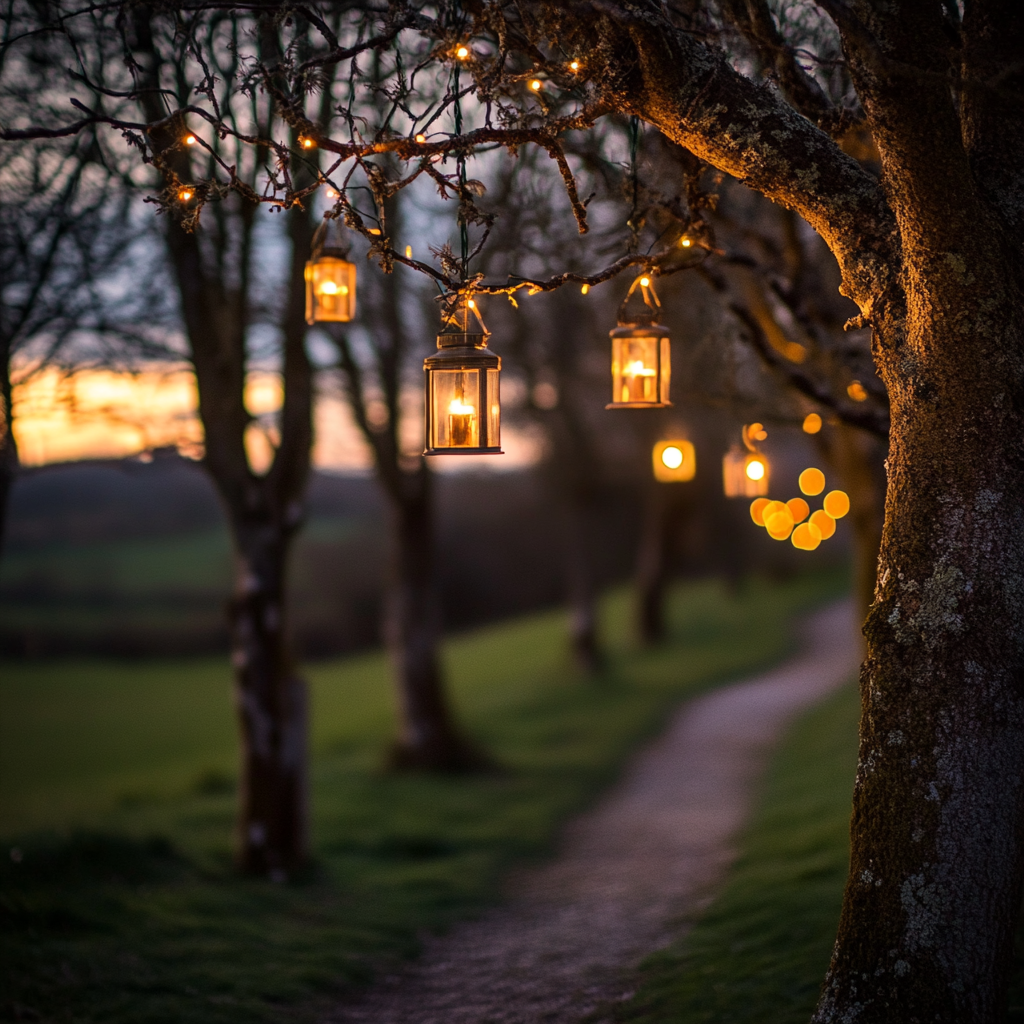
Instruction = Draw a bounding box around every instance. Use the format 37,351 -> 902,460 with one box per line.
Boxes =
742,422 -> 768,452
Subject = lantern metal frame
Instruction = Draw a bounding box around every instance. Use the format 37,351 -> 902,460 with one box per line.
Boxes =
305,218 -> 357,324
607,274 -> 672,410
423,296 -> 503,456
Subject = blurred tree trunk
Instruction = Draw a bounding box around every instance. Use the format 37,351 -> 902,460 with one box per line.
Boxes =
0,338 -> 16,559
560,481 -> 604,673
135,11 -> 314,874
816,423 -> 885,624
329,181 -> 481,771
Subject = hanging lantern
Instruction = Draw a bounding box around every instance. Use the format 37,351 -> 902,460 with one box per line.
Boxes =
607,274 -> 671,409
723,423 -> 770,497
423,295 -> 502,456
652,439 -> 696,482
305,218 -> 356,324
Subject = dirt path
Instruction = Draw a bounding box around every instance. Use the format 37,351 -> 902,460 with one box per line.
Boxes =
330,600 -> 861,1024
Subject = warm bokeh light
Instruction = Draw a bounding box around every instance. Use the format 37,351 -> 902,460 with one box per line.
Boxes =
847,380 -> 868,402
799,467 -> 825,496
178,188 -> 193,202
802,412 -> 822,434
810,508 -> 836,540
456,45 -> 469,59
415,133 -> 426,143
184,134 -> 196,145
750,497 -> 771,526
581,283 -> 589,295
652,439 -> 695,482
300,136 -> 315,149
792,522 -> 822,550
405,245 -> 412,258
570,60 -> 580,71
745,458 -> 765,481
680,238 -> 692,247
640,276 -> 650,287
530,79 -> 542,90
787,497 -> 809,524
823,489 -> 851,518
766,508 -> 795,541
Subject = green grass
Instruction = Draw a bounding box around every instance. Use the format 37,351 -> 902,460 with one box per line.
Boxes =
610,681 -> 860,1024
0,570 -> 847,1024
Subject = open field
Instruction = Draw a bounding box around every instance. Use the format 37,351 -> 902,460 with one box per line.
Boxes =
1,571 -> 843,1024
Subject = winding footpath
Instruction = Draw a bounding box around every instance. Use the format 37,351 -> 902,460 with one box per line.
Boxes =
330,600 -> 861,1024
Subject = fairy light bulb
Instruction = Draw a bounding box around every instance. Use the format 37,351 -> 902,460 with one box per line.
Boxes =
184,135 -> 196,145
581,283 -> 589,295
570,60 -> 580,71
530,79 -> 542,91
178,188 -> 193,202
415,134 -> 426,143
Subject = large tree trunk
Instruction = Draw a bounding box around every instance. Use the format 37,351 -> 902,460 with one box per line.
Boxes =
813,279 -> 1024,1020
385,467 -> 482,771
634,484 -> 670,646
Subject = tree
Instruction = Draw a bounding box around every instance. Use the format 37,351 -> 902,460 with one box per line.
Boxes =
5,1 -> 1023,1015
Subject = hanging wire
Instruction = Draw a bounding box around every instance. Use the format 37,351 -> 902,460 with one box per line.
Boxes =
451,1 -> 470,283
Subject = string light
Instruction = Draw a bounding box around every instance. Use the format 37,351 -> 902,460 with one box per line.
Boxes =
405,245 -> 413,258
178,187 -> 193,202
570,60 -> 580,71
415,133 -> 426,143
184,134 -> 196,146
456,45 -> 469,59
581,283 -> 589,295
299,136 -> 315,149
530,79 -> 543,91
680,237 -> 692,247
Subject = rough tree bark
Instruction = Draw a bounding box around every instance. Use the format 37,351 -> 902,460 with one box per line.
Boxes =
570,1 -> 1024,1016
0,338 -> 16,558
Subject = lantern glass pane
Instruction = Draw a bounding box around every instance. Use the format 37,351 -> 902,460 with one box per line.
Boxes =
431,369 -> 481,449
486,368 -> 500,447
611,335 -> 659,405
305,258 -> 356,323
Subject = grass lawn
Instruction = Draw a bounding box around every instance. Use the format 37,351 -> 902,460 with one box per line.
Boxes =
1,570 -> 845,1024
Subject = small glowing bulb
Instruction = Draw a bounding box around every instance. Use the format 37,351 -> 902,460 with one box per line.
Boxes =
300,137 -> 314,149
415,133 -> 426,143
184,134 -> 196,145
581,283 -> 589,295
746,459 -> 765,481
640,276 -> 650,287
661,446 -> 683,470
319,281 -> 339,295
456,45 -> 469,59
325,187 -> 339,199
449,398 -> 475,415
405,245 -> 412,258
367,227 -> 381,235
570,60 -> 580,71
178,188 -> 193,202
847,380 -> 868,401
467,299 -> 476,309
681,237 -> 691,247
802,412 -> 823,434
530,79 -> 542,91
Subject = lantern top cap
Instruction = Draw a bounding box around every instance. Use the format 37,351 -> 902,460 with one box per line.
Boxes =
437,293 -> 491,349
311,216 -> 351,260
617,272 -> 664,327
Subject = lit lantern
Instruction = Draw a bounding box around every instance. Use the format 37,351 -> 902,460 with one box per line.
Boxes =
423,295 -> 502,456
607,275 -> 671,409
653,439 -> 696,482
723,423 -> 770,497
305,219 -> 356,324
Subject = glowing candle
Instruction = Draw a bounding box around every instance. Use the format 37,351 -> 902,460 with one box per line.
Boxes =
448,397 -> 476,446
